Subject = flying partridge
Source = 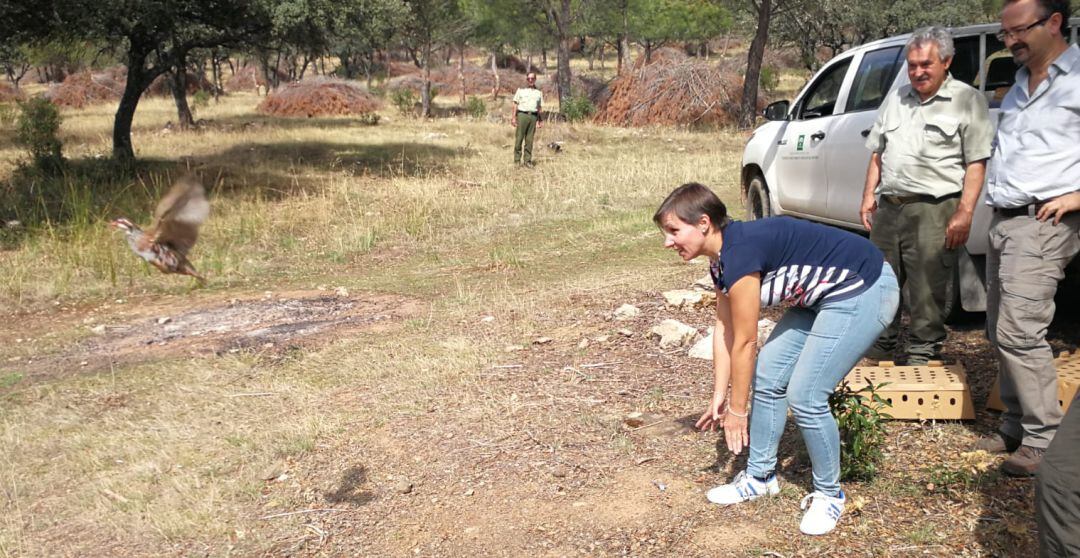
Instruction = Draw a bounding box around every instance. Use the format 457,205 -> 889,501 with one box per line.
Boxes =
111,174 -> 210,284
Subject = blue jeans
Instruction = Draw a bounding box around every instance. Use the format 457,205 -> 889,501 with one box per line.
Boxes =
746,263 -> 899,496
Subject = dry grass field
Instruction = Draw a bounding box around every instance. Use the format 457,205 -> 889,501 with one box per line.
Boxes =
0,86 -> 1055,557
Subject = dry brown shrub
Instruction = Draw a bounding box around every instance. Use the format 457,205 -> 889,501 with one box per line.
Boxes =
257,78 -> 381,117
0,82 -> 24,102
147,71 -> 216,96
225,64 -> 290,92
387,61 -> 420,78
592,48 -> 754,128
386,64 -> 529,97
44,68 -> 126,108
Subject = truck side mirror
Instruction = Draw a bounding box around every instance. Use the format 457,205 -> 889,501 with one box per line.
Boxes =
762,100 -> 790,121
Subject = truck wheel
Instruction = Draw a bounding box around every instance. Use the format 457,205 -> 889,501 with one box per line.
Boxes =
745,175 -> 771,221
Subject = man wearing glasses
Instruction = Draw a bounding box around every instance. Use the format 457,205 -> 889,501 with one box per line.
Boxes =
511,73 -> 543,168
978,0 -> 1080,552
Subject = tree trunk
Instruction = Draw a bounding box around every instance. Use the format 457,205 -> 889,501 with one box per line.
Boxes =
739,0 -> 771,129
599,43 -> 605,70
490,52 -> 500,100
526,51 -> 533,73
169,67 -> 195,129
421,41 -> 432,118
644,41 -> 653,63
114,52 -> 162,163
541,49 -> 547,72
550,0 -> 572,108
458,45 -> 466,106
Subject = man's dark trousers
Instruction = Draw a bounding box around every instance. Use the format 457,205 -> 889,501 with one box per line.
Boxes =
514,112 -> 538,164
1037,393 -> 1080,557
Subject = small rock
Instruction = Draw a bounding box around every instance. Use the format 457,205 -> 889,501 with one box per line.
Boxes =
651,319 -> 699,349
91,324 -> 107,335
464,526 -> 479,535
687,328 -> 714,360
624,411 -> 648,428
5,220 -> 22,230
481,315 -> 495,323
594,335 -> 611,343
613,304 -> 640,321
157,316 -> 172,325
617,329 -> 633,337
551,466 -> 569,478
534,337 -> 553,345
261,463 -> 285,480
504,345 -> 525,352
464,488 -> 474,497
652,480 -> 667,492
693,275 -> 714,290
395,481 -> 414,494
577,338 -> 589,349
335,286 -> 349,297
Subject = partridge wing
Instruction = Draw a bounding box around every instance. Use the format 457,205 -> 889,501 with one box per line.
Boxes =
148,174 -> 210,256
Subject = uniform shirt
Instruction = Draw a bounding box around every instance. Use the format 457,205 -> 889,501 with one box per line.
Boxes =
866,75 -> 993,198
512,87 -> 542,113
985,44 -> 1080,208
710,217 -> 885,308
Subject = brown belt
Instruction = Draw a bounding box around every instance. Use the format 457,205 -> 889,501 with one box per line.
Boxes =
881,192 -> 961,205
994,203 -> 1045,218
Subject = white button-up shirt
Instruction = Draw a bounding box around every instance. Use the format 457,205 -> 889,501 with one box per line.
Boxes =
986,44 -> 1080,208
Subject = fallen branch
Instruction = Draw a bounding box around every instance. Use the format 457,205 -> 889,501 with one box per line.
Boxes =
227,392 -> 277,398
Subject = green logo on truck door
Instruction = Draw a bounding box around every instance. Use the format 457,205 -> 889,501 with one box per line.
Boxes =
797,134 -> 805,151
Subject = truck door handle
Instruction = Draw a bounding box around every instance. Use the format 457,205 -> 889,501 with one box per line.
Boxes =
860,128 -> 871,137
777,139 -> 788,145
810,131 -> 826,141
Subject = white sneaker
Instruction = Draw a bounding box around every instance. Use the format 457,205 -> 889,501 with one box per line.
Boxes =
706,471 -> 780,505
799,490 -> 845,535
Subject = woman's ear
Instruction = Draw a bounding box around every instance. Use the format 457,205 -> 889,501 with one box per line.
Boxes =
698,215 -> 712,234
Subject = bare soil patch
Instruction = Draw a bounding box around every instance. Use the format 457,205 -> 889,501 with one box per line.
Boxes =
3,290 -> 421,383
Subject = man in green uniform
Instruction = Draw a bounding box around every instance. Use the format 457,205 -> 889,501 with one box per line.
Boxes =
512,73 -> 543,167
859,26 -> 993,365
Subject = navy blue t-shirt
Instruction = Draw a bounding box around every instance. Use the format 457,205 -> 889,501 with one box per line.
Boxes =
709,217 -> 885,308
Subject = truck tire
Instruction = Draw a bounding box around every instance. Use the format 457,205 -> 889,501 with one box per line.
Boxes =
746,175 -> 771,221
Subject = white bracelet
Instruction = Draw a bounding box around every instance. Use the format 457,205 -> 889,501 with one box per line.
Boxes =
727,408 -> 749,418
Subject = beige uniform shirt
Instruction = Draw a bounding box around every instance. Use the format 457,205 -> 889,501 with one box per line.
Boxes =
513,87 -> 542,113
866,76 -> 993,197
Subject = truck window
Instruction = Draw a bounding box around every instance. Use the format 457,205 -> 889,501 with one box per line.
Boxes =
797,59 -> 852,120
949,35 -> 981,86
846,46 -> 902,112
982,34 -> 1019,108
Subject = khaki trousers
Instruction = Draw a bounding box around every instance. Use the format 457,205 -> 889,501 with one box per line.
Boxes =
986,211 -> 1080,448
869,196 -> 958,361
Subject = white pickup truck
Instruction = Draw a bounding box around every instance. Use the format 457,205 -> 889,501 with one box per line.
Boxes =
741,20 -> 1080,313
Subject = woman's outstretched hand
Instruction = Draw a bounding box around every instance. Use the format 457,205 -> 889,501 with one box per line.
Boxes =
695,391 -> 727,431
723,412 -> 749,455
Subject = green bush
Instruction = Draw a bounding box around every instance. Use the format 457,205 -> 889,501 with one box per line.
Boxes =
465,96 -> 486,119
192,90 -> 211,110
829,380 -> 892,481
390,89 -> 416,116
561,94 -> 595,123
760,65 -> 779,94
15,97 -> 63,172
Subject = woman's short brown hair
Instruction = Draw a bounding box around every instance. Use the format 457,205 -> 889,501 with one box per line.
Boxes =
653,182 -> 730,232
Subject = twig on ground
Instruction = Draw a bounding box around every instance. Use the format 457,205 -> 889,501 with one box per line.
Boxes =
227,392 -> 277,397
260,509 -> 352,520
630,419 -> 669,432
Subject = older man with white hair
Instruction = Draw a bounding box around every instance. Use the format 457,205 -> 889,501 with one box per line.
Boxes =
860,26 -> 993,365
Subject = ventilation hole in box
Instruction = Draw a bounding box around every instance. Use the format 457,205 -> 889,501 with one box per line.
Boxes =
902,394 -> 909,402
950,397 -> 956,406
933,394 -> 940,401
917,397 -> 924,405
887,398 -> 893,405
